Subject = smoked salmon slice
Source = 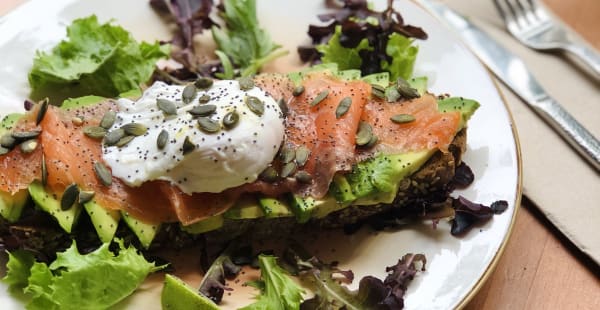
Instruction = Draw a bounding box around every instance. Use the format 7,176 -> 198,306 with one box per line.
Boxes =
284,72 -> 370,198
360,93 -> 461,157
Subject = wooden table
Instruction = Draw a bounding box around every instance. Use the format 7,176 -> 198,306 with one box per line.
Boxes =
1,0 -> 598,309
466,0 -> 600,308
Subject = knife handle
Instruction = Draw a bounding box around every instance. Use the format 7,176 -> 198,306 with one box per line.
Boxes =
535,97 -> 600,171
565,44 -> 600,77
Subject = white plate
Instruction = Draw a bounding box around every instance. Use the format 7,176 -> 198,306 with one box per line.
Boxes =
0,0 -> 522,309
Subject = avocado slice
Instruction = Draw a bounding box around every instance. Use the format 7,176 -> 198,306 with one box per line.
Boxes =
306,195 -> 345,219
347,150 -> 435,205
0,113 -> 29,223
288,194 -> 343,222
84,200 -> 120,243
161,274 -> 219,310
362,72 -> 390,88
28,181 -> 83,233
181,215 -> 224,234
438,97 -> 480,128
330,174 -> 357,204
61,95 -> 106,110
121,212 -> 160,249
336,69 -> 362,81
224,195 -> 265,220
408,76 -> 428,95
257,196 -> 293,218
0,189 -> 28,223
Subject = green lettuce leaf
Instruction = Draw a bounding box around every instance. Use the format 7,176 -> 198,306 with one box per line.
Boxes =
240,255 -> 304,310
316,27 -> 418,81
28,15 -> 168,102
4,239 -> 163,310
381,33 -> 419,81
316,26 -> 371,71
212,0 -> 287,78
2,250 -> 35,292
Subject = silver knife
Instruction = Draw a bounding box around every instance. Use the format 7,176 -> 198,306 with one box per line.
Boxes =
418,0 -> 600,171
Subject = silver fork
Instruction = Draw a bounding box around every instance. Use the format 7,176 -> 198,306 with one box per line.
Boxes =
494,0 -> 600,76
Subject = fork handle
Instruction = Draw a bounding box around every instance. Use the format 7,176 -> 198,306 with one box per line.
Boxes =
534,97 -> 600,171
565,44 -> 600,76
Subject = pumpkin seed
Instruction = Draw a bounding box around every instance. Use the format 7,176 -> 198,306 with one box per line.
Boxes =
195,77 -> 213,89
277,98 -> 288,116
36,98 -> 49,125
396,77 -> 419,99
245,96 -> 264,116
279,146 -> 295,163
20,139 -> 38,153
292,85 -> 305,96
71,116 -> 84,126
116,135 -> 134,147
83,126 -> 107,139
94,162 -> 112,186
385,87 -> 401,103
223,111 -> 239,129
11,130 -> 41,140
295,171 -> 312,184
157,129 -> 169,150
295,145 -> 310,167
189,104 -> 217,117
390,114 -> 416,124
78,190 -> 95,204
281,162 -> 297,178
157,98 -> 178,115
104,128 -> 125,146
41,153 -> 47,186
61,183 -> 79,211
238,76 -> 255,90
198,94 -> 211,104
121,123 -> 147,136
197,117 -> 221,133
0,134 -> 16,149
335,97 -> 352,119
310,90 -> 329,107
100,110 -> 117,129
182,84 -> 197,103
182,136 -> 195,155
365,134 -> 379,148
355,121 -> 373,146
0,146 -> 9,155
371,84 -> 385,99
259,166 -> 278,183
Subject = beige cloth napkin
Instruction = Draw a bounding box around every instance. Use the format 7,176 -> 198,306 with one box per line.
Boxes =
440,0 -> 600,264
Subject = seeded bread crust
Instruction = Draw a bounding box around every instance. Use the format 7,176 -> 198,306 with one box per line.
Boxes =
0,129 -> 467,256
183,128 -> 468,246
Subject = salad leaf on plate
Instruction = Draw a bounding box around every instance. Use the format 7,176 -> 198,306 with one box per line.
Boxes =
3,239 -> 164,310
212,0 -> 287,78
28,15 -> 169,103
240,254 -> 305,310
299,0 -> 426,80
284,244 -> 425,310
2,250 -> 35,292
149,0 -> 216,71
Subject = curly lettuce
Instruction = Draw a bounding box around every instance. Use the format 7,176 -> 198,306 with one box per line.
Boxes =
317,27 -> 418,81
28,15 -> 168,102
3,240 -> 164,310
240,254 -> 304,310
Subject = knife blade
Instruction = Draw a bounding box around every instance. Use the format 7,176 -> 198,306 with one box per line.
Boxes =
418,0 -> 600,171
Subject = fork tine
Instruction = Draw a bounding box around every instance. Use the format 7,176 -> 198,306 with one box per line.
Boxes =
493,0 -> 513,26
528,0 -> 550,22
503,0 -> 528,29
515,0 -> 537,25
